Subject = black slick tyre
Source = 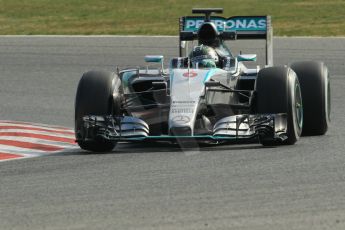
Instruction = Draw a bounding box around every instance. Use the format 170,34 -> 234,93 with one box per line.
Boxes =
290,61 -> 330,135
75,71 -> 121,152
256,66 -> 303,146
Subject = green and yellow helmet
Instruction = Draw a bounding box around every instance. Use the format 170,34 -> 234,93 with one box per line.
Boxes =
189,45 -> 219,68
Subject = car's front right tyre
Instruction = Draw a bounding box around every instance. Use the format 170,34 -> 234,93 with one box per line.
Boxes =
75,71 -> 121,152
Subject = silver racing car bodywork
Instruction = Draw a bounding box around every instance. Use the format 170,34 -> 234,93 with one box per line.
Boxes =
78,65 -> 289,143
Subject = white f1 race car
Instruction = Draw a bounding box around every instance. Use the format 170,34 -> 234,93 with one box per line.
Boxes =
75,8 -> 330,151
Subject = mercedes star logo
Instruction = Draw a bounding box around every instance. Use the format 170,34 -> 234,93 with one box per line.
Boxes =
172,115 -> 190,124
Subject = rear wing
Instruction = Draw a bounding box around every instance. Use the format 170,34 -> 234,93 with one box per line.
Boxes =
179,15 -> 273,66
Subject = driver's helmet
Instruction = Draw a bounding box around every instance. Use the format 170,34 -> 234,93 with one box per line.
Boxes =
189,45 -> 219,68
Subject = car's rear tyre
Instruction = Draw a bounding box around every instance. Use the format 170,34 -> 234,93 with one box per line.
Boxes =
290,61 -> 330,135
256,66 -> 303,146
75,71 -> 121,152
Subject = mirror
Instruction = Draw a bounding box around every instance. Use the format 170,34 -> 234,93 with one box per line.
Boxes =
144,55 -> 165,74
145,55 -> 164,63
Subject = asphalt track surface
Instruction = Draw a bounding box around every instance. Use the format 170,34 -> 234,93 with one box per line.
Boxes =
0,36 -> 345,229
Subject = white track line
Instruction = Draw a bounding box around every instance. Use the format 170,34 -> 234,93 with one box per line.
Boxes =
0,129 -> 75,139
0,121 -> 74,132
0,136 -> 76,148
0,144 -> 48,155
0,155 -> 34,162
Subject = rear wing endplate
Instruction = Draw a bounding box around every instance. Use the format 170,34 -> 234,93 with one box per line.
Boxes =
179,15 -> 273,66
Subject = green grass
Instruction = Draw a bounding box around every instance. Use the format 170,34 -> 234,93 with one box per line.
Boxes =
0,0 -> 344,36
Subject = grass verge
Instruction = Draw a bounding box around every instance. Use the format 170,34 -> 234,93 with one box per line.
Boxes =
0,0 -> 344,36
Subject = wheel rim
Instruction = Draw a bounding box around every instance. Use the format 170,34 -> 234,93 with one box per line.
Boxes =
295,82 -> 303,129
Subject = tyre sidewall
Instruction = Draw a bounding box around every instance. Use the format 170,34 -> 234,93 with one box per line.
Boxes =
287,70 -> 302,144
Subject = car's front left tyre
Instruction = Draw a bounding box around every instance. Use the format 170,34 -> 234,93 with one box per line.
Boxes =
256,66 -> 303,146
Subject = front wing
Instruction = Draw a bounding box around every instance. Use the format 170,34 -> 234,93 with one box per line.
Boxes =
76,114 -> 288,143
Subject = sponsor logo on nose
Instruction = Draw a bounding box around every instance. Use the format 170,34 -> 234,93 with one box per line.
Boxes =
183,71 -> 198,78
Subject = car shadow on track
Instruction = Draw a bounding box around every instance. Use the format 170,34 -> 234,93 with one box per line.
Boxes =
55,140 -> 272,156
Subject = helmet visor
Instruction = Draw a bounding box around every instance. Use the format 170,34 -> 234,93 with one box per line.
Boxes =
192,59 -> 216,68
